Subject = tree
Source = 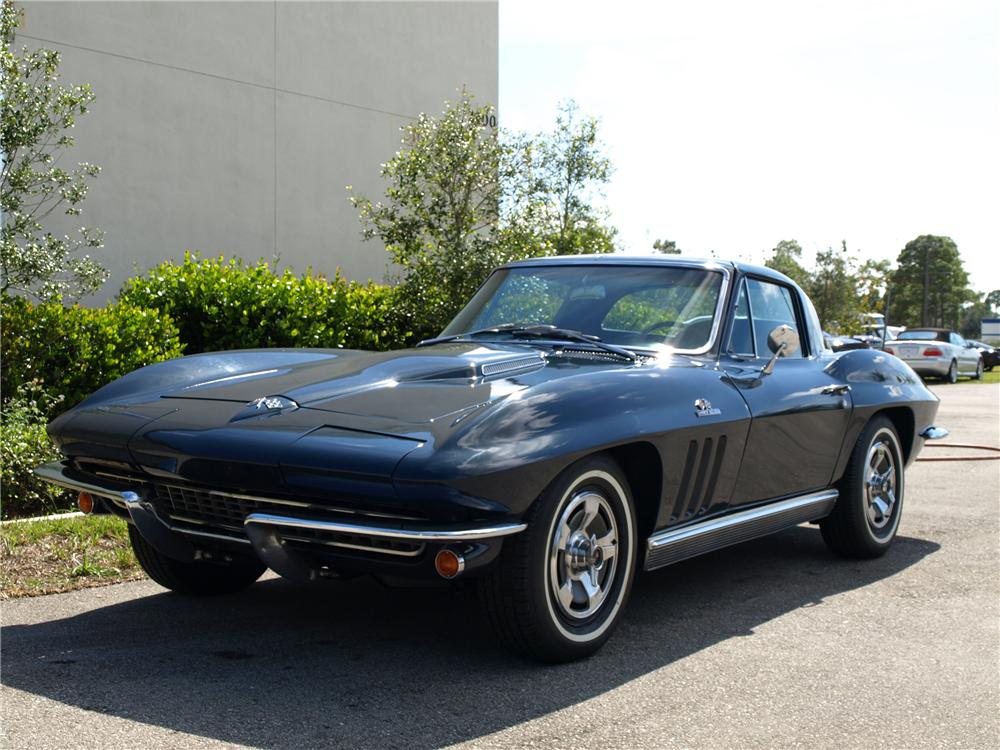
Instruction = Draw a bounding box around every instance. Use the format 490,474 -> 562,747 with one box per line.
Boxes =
808,242 -> 857,333
652,238 -> 680,254
890,235 -> 972,329
534,100 -> 617,255
959,292 -> 998,340
765,240 -> 889,334
764,239 -> 810,288
349,91 -> 532,339
856,258 -> 892,322
1,1 -> 105,301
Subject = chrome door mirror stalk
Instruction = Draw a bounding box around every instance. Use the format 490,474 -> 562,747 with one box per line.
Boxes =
762,325 -> 800,376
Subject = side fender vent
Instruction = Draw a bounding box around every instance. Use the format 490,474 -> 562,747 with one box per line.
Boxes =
671,436 -> 727,522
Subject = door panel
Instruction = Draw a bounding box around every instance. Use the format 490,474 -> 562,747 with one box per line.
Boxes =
723,357 -> 853,503
721,276 -> 852,504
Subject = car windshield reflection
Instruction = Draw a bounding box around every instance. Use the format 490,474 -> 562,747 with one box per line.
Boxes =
441,265 -> 725,353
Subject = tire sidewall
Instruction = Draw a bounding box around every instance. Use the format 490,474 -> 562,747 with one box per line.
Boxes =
947,361 -> 957,383
528,457 -> 637,652
858,423 -> 905,548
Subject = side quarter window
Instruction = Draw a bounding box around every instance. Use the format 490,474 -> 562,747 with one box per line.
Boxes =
746,278 -> 805,358
727,280 -> 755,357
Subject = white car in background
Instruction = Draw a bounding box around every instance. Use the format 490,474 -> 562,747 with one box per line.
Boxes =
885,328 -> 984,383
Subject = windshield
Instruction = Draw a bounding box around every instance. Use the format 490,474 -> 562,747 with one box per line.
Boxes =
898,330 -> 945,341
441,264 -> 725,352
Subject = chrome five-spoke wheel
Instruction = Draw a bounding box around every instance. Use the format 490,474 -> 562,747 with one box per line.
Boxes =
864,438 -> 898,533
479,455 -> 636,662
548,490 -> 619,620
821,417 -> 904,558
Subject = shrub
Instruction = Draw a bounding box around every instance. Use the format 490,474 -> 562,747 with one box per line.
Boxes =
118,253 -> 410,353
0,295 -> 184,417
0,388 -> 70,519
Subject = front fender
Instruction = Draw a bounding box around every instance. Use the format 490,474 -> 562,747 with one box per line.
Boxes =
393,361 -> 752,517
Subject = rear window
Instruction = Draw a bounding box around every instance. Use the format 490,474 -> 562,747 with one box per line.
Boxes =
898,330 -> 947,342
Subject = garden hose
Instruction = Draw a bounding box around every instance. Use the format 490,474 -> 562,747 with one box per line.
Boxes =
915,443 -> 1000,461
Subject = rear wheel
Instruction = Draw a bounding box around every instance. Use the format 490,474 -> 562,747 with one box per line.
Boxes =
820,416 -> 904,558
945,360 -> 958,383
478,455 -> 637,662
129,526 -> 265,594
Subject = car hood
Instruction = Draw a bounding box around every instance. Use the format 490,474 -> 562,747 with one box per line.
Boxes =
156,343 -> 562,423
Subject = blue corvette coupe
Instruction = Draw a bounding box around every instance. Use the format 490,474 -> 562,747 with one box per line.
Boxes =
36,256 -> 945,661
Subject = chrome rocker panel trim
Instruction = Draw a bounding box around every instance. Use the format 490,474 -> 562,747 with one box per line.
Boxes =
644,489 -> 839,571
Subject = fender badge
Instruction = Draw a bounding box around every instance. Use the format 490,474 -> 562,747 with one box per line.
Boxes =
694,398 -> 721,418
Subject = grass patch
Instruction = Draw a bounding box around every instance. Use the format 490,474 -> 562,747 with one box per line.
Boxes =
0,514 -> 144,599
977,369 -> 1000,385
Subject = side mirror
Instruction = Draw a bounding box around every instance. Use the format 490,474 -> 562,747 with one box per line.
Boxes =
762,324 -> 800,375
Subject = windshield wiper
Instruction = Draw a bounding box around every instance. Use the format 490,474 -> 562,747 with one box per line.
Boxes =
504,325 -> 637,362
419,323 -> 636,362
416,323 -> 524,348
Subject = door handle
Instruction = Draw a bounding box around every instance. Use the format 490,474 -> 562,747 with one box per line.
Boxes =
821,384 -> 851,396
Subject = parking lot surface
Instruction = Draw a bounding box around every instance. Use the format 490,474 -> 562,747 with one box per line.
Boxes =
2,383 -> 998,750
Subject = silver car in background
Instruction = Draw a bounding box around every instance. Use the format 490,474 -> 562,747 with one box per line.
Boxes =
885,328 -> 984,383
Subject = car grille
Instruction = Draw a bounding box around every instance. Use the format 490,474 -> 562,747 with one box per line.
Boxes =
157,484 -> 258,531
73,461 -> 428,558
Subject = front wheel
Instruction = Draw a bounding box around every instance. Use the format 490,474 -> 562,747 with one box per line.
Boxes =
820,416 -> 904,558
974,358 -> 984,380
129,526 -> 266,595
478,455 -> 637,662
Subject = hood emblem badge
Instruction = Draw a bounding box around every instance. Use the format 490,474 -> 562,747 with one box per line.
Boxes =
230,395 -> 298,422
694,399 -> 721,418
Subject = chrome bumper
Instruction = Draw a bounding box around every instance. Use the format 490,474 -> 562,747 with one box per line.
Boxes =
33,460 -> 526,578
919,425 -> 949,440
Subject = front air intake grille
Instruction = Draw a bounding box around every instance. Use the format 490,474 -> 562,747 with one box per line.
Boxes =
158,484 -> 255,530
480,355 -> 545,377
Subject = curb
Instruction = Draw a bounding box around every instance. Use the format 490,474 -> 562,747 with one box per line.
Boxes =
1,511 -> 84,526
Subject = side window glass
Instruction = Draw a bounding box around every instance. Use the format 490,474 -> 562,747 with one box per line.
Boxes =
951,333 -> 964,347
727,280 -> 755,356
746,279 -> 803,358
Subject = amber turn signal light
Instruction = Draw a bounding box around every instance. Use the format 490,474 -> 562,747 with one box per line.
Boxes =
434,549 -> 465,579
78,491 -> 95,514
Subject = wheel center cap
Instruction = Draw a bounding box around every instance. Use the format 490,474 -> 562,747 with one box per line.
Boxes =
567,534 -> 597,571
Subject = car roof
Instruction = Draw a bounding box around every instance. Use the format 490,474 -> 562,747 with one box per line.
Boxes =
502,254 -> 796,286
904,327 -> 955,333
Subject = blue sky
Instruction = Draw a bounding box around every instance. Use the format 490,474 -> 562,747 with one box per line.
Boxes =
499,0 -> 998,292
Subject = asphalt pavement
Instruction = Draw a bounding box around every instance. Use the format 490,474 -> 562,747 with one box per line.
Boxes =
2,383 -> 998,750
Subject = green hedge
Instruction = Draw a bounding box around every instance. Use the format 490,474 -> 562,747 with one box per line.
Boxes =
0,392 -> 70,519
118,254 -> 409,353
1,295 -> 184,418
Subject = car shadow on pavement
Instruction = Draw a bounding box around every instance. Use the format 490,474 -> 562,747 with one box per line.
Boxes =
2,526 -> 939,750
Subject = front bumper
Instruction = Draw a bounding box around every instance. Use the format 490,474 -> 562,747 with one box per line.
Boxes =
33,460 -> 526,581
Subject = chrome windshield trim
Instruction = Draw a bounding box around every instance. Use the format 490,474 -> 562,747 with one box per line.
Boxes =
244,512 -> 527,542
681,266 -> 731,356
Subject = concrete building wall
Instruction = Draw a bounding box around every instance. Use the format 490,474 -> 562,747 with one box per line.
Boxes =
17,1 -> 498,302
